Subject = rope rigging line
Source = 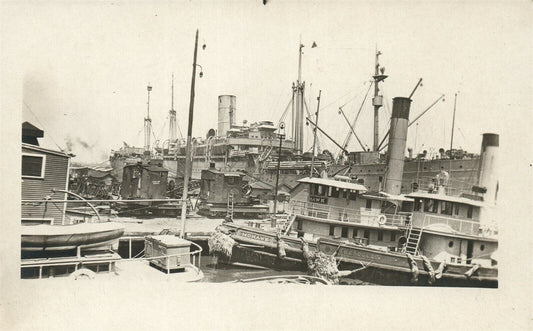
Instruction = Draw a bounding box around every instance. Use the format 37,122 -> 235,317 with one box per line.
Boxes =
339,80 -> 373,155
23,101 -> 65,152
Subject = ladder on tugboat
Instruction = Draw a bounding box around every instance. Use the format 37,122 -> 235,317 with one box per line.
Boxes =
226,193 -> 234,220
406,223 -> 423,255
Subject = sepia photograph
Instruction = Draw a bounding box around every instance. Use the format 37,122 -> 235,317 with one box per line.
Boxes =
1,1 -> 531,330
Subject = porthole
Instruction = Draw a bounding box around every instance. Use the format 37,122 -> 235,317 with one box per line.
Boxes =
480,244 -> 485,251
448,241 -> 454,248
459,165 -> 463,169
423,167 -> 427,170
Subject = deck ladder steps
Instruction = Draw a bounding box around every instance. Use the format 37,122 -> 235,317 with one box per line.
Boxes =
406,226 -> 423,255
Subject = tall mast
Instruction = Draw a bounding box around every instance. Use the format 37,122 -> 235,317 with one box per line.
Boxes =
169,73 -> 177,143
294,41 -> 305,154
310,90 -> 321,177
372,49 -> 387,151
144,84 -> 152,154
449,92 -> 458,159
179,29 -> 199,238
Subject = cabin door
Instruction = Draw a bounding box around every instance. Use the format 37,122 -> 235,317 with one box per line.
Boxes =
466,240 -> 474,264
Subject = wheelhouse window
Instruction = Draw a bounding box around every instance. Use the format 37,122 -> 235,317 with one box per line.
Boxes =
365,199 -> 372,209
348,190 -> 357,201
341,227 -> 348,238
329,187 -> 340,198
441,201 -> 453,215
414,198 -> 422,211
363,230 -> 370,239
329,225 -> 335,236
423,199 -> 432,212
22,154 -> 45,178
467,205 -> 473,219
454,204 -> 460,215
377,231 -> 383,241
342,189 -> 348,198
390,232 -> 396,242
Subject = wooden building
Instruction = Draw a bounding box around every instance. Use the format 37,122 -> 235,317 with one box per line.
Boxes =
120,163 -> 168,199
22,122 -> 71,225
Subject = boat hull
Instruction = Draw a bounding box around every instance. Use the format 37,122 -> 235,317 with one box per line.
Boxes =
217,224 -> 498,287
21,223 -> 125,251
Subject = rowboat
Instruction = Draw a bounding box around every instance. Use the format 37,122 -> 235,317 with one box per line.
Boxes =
21,222 -> 125,251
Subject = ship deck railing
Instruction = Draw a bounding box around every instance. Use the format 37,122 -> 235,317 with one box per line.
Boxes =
411,212 -> 482,236
288,200 -> 408,227
21,240 -> 203,279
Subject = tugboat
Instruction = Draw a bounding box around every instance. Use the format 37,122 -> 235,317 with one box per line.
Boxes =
211,95 -> 499,287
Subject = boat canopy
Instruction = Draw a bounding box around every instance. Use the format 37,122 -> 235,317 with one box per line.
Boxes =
298,177 -> 367,192
405,191 -> 485,207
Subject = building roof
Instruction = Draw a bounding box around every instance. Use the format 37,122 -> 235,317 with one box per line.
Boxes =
297,177 -> 367,192
22,143 -> 70,158
249,181 -> 273,190
405,191 -> 485,207
203,169 -> 242,176
22,122 -> 44,138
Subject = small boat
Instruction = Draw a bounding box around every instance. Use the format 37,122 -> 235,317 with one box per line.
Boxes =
232,274 -> 331,285
21,222 -> 125,251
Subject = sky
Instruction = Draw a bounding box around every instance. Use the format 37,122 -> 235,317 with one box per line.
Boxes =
1,1 -> 531,164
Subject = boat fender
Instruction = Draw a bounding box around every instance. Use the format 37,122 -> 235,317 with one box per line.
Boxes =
276,233 -> 286,259
377,215 -> 387,225
70,268 -> 96,280
435,261 -> 447,279
420,255 -> 436,284
406,253 -> 419,284
465,264 -> 480,278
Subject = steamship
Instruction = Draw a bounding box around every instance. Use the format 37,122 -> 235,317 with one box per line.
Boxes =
109,48 -> 480,196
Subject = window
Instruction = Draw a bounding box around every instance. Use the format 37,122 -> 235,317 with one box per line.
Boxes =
22,154 -> 45,178
441,201 -> 453,215
480,244 -> 485,251
297,219 -> 303,231
432,200 -> 438,213
342,190 -> 348,198
365,199 -> 372,209
329,225 -> 335,236
330,187 -> 340,198
467,205 -> 473,219
349,190 -> 357,201
390,232 -> 396,242
341,227 -> 348,238
448,241 -> 454,248
454,204 -> 460,215
363,230 -> 370,239
352,229 -> 358,238
377,231 -> 383,241
226,176 -> 235,185
414,199 -> 421,211
317,185 -> 326,196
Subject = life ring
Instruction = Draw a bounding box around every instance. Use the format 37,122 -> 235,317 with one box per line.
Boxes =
377,214 -> 387,225
70,268 -> 96,280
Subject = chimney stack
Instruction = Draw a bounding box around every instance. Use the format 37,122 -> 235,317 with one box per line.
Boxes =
476,133 -> 499,204
384,97 -> 412,195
